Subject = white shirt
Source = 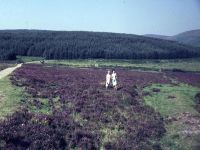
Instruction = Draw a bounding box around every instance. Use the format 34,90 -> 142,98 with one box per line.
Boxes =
106,74 -> 111,83
111,73 -> 117,80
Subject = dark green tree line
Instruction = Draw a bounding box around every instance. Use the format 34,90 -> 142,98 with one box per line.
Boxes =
0,30 -> 200,60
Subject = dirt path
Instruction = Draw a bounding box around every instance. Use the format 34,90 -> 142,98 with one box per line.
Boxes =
0,64 -> 22,80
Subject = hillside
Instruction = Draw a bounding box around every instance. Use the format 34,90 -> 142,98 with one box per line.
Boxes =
144,34 -> 170,40
0,30 -> 200,60
145,29 -> 200,47
171,29 -> 200,47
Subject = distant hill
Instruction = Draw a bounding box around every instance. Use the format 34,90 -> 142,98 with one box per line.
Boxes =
0,30 -> 200,60
171,29 -> 200,47
144,34 -> 170,40
145,29 -> 200,47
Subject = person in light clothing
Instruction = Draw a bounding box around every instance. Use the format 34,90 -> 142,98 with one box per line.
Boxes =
111,70 -> 117,90
106,70 -> 111,89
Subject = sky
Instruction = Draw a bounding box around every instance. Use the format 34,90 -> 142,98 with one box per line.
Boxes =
0,0 -> 200,35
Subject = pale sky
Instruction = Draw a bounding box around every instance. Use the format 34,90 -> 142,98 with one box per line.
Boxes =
0,0 -> 200,35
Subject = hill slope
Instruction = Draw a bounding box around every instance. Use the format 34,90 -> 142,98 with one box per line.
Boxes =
171,29 -> 200,47
145,29 -> 200,47
0,30 -> 200,60
144,34 -> 170,40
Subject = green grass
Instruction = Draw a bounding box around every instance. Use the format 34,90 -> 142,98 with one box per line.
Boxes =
27,98 -> 52,115
143,83 -> 200,149
0,77 -> 24,119
17,56 -> 44,63
143,83 -> 199,116
45,57 -> 200,72
161,123 -> 200,150
100,125 -> 126,150
17,56 -> 200,72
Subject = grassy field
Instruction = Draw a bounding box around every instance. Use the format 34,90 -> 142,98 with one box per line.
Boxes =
17,56 -> 44,63
0,77 -> 24,120
143,83 -> 200,149
16,56 -> 200,72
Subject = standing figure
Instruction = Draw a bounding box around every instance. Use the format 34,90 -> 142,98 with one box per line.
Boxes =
112,70 -> 117,90
106,70 -> 111,89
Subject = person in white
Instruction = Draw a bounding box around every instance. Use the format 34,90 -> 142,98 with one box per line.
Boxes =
106,70 -> 111,89
111,70 -> 117,90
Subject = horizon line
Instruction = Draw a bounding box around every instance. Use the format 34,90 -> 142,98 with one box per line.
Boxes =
0,28 -> 199,36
